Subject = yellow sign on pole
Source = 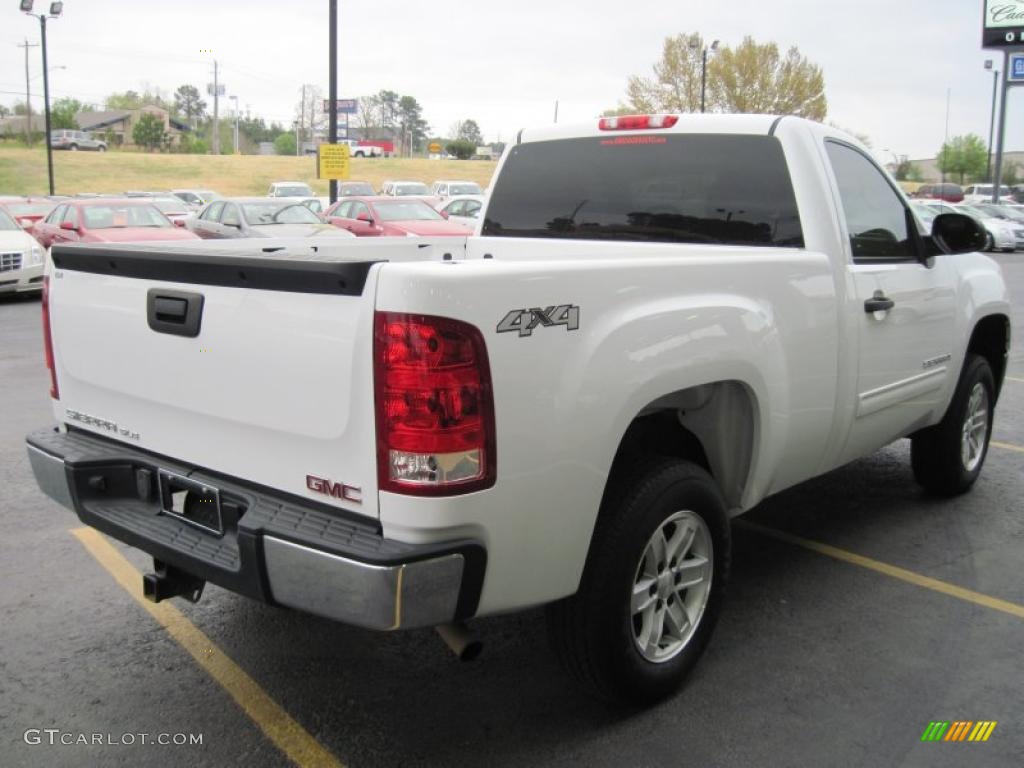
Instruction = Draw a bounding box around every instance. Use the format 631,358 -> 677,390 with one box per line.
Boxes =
317,144 -> 350,180
428,142 -> 442,154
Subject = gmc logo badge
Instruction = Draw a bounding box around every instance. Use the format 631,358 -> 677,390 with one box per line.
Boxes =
306,474 -> 362,504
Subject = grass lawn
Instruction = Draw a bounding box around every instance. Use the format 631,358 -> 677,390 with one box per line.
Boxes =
0,147 -> 499,197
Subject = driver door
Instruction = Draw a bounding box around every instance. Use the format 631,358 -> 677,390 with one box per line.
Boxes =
825,140 -> 958,462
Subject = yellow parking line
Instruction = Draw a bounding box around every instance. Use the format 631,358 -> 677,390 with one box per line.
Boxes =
71,527 -> 344,768
992,440 -> 1024,454
738,522 -> 1024,621
1004,376 -> 1024,384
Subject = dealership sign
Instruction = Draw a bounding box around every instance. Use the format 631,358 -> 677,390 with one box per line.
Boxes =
323,99 -> 358,114
983,0 -> 1024,47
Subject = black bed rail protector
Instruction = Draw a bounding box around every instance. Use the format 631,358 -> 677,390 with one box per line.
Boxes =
50,245 -> 381,295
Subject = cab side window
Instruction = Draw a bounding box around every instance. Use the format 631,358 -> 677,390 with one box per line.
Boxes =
47,205 -> 66,224
825,141 -> 915,262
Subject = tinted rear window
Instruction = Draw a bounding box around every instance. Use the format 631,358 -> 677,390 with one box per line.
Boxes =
482,134 -> 802,247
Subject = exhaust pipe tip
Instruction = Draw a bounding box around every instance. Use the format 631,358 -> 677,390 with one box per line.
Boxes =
435,622 -> 482,662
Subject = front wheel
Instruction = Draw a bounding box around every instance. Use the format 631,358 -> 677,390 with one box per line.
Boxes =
911,354 -> 995,496
68,144 -> 79,151
97,145 -> 107,152
547,459 -> 730,704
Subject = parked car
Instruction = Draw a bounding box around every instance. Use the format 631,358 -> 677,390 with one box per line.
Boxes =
338,181 -> 375,197
430,180 -> 484,199
148,197 -> 195,227
960,203 -> 1024,250
31,199 -> 200,249
962,183 -> 1014,204
0,206 -> 44,294
187,198 -> 355,239
324,196 -> 473,236
342,140 -> 383,158
379,180 -> 433,197
171,189 -> 222,208
913,182 -> 964,203
0,198 -> 57,231
50,129 -> 107,152
436,195 -> 485,228
267,181 -> 315,198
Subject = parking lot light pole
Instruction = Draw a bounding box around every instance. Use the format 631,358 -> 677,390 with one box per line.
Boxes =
689,37 -> 719,113
21,0 -> 63,195
985,60 -> 998,183
328,0 -> 338,204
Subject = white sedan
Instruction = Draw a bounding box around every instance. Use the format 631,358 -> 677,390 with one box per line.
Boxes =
0,207 -> 45,295
435,195 -> 485,229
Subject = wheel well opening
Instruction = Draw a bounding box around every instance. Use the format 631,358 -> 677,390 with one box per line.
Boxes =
606,381 -> 756,511
968,315 -> 1009,401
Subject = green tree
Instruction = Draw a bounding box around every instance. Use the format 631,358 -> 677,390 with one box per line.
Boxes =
1002,161 -> 1020,187
709,37 -> 826,119
452,119 -> 483,145
132,113 -> 165,151
936,134 -> 988,184
274,132 -> 296,156
397,95 -> 430,153
445,138 -> 475,160
173,85 -> 206,128
50,98 -> 84,130
624,33 -> 827,120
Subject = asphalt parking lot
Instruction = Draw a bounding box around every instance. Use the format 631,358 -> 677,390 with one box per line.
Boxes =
2,254 -> 1023,768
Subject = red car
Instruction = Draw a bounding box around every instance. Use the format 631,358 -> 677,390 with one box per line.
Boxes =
0,197 -> 58,232
324,196 -> 472,237
32,198 -> 200,250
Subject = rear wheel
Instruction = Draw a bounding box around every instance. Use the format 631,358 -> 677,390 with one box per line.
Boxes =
911,354 -> 994,495
68,144 -> 79,151
97,145 -> 106,152
547,458 -> 730,704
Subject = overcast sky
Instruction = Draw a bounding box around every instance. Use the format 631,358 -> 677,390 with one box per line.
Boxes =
0,0 -> 1020,160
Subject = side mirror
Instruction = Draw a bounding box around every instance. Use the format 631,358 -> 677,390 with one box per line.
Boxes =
173,219 -> 185,228
929,213 -> 987,255
356,213 -> 375,226
439,210 -> 449,219
59,221 -> 77,231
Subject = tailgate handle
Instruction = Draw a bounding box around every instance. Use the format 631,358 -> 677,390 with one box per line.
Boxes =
147,289 -> 204,338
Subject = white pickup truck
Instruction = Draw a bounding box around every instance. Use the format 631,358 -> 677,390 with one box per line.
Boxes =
26,114 -> 1011,704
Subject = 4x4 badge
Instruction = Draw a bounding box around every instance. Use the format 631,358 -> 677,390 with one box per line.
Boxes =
497,305 -> 580,337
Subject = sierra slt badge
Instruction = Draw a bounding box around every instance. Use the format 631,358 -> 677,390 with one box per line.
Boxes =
306,474 -> 362,504
65,409 -> 140,441
497,305 -> 580,337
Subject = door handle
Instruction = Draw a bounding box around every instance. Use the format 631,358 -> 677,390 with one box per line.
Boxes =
864,295 -> 895,313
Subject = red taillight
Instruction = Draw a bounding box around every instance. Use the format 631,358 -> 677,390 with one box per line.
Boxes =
41,275 -> 59,399
598,114 -> 679,131
374,312 -> 495,495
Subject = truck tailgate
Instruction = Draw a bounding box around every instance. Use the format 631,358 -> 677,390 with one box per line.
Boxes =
47,242 -> 386,519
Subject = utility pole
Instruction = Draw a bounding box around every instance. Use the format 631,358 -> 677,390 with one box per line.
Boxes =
328,0 -> 339,204
212,59 -> 220,155
298,84 -> 305,156
18,38 -> 39,144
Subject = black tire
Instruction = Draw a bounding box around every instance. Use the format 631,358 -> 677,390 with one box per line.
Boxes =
547,458 -> 730,705
68,144 -> 78,151
911,354 -> 995,496
98,145 -> 107,152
